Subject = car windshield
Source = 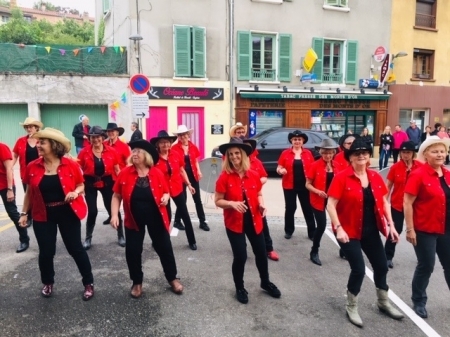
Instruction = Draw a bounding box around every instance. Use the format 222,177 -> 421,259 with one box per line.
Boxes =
252,128 -> 278,141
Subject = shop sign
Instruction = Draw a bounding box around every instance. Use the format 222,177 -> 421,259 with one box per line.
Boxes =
148,86 -> 224,100
373,46 -> 387,63
250,98 -> 285,108
240,92 -> 390,100
318,99 -> 371,109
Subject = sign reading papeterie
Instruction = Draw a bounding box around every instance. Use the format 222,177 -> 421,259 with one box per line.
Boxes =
147,86 -> 224,100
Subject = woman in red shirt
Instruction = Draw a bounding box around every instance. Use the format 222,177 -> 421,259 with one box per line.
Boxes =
327,139 -> 403,327
18,128 -> 94,301
110,140 -> 183,297
404,136 -> 450,319
171,125 -> 209,231
12,117 -> 43,228
77,126 -> 123,250
385,141 -> 422,269
215,137 -> 281,304
150,130 -> 197,250
305,139 -> 341,266
276,130 -> 315,239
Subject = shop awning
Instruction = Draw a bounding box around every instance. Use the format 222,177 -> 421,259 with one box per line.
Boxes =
238,91 -> 390,100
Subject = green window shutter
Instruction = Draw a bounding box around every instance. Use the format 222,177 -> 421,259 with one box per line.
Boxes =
340,0 -> 348,6
346,40 -> 358,84
278,34 -> 292,82
325,0 -> 339,5
174,25 -> 191,77
102,0 -> 110,13
312,37 -> 324,82
237,31 -> 251,80
192,26 -> 206,78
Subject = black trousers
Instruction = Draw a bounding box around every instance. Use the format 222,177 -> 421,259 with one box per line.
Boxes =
283,188 -> 316,237
175,170 -> 206,224
262,216 -> 274,252
384,207 -> 404,260
33,206 -> 93,285
226,217 -> 269,290
167,193 -> 196,245
0,187 -> 29,244
412,228 -> 450,306
392,149 -> 400,163
311,207 -> 327,253
338,234 -> 389,295
125,222 -> 178,284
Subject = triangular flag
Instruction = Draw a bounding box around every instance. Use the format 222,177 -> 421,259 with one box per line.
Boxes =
114,46 -> 119,53
120,47 -> 124,53
110,110 -> 117,121
113,101 -> 120,109
59,49 -> 66,56
100,46 -> 106,54
121,92 -> 127,103
45,46 -> 51,53
88,47 -> 93,53
73,49 -> 79,56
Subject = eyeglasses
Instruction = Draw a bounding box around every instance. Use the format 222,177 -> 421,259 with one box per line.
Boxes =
353,150 -> 370,156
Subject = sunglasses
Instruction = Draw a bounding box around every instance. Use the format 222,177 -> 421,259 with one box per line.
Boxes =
353,150 -> 370,156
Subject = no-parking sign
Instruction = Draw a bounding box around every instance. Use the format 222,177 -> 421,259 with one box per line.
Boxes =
129,74 -> 150,95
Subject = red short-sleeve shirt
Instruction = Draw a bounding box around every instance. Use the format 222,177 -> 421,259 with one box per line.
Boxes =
12,136 -> 32,181
404,163 -> 450,234
215,169 -> 263,234
327,166 -> 389,240
78,144 -> 120,178
306,159 -> 341,211
171,141 -> 201,182
154,150 -> 185,197
277,147 -> 314,189
333,151 -> 349,169
104,139 -> 131,169
249,153 -> 268,178
0,142 -> 13,190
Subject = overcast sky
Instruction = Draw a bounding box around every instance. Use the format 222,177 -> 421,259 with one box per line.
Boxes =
18,0 -> 96,16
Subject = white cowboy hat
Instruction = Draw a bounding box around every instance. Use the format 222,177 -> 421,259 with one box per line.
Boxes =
229,122 -> 247,137
19,117 -> 43,129
173,125 -> 193,135
417,135 -> 450,162
32,127 -> 71,153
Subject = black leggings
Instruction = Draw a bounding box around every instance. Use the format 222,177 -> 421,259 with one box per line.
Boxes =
167,193 -> 196,245
175,170 -> 206,223
311,207 -> 327,253
283,188 -> 316,236
384,207 -> 404,260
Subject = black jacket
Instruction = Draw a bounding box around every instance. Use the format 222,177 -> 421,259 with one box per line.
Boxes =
130,129 -> 143,142
72,122 -> 90,148
379,133 -> 393,153
360,134 -> 373,148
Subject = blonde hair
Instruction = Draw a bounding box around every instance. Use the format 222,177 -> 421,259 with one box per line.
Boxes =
127,150 -> 154,167
222,147 -> 251,173
423,143 -> 447,161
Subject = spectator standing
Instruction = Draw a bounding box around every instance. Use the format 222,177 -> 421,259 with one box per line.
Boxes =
72,116 -> 90,154
379,126 -> 393,170
430,122 -> 441,136
360,128 -> 373,151
130,122 -> 143,142
406,121 -> 421,151
421,125 -> 432,143
392,125 -> 409,163
437,126 -> 449,139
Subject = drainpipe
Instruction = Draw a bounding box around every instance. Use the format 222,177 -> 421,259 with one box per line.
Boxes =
229,0 -> 234,128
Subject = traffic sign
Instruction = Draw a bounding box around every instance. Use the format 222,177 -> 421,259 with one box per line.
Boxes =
129,74 -> 150,95
132,95 -> 149,118
373,46 -> 387,63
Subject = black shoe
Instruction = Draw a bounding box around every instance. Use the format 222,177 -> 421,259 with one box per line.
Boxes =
387,259 -> 394,269
413,304 -> 428,318
339,248 -> 346,260
284,233 -> 292,239
118,236 -> 126,247
261,281 -> 281,298
173,222 -> 185,230
16,242 -> 29,253
102,217 -> 111,225
199,222 -> 210,231
310,252 -> 322,266
83,238 -> 92,250
236,288 -> 248,304
189,243 -> 197,250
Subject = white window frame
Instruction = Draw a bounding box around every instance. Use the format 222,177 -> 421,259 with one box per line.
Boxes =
319,37 -> 348,86
323,0 -> 350,12
249,30 -> 280,84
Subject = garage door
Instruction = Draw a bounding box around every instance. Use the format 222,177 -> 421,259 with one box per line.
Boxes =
41,104 -> 108,156
0,104 -> 29,149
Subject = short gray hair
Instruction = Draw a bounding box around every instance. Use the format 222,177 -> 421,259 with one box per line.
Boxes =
131,122 -> 139,129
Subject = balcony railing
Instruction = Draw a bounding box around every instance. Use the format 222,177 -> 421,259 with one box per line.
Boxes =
415,13 -> 436,28
323,73 -> 343,83
252,68 -> 276,81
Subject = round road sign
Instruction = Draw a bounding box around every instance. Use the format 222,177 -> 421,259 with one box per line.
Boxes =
129,74 -> 150,94
373,46 -> 387,63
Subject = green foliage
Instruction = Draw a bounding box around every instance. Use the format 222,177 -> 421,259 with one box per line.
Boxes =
0,9 -> 94,45
33,1 -> 56,11
0,0 -> 10,7
97,18 -> 105,46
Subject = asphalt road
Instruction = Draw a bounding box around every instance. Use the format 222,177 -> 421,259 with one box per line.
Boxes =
0,171 -> 449,336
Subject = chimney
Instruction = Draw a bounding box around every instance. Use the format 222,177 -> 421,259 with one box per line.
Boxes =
10,0 -> 17,8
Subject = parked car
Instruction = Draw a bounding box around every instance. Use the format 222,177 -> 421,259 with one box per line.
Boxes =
211,127 -> 334,172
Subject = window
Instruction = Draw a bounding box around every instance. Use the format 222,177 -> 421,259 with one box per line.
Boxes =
311,38 -> 358,84
1,16 -> 9,23
102,0 -> 111,14
237,31 -> 292,82
412,48 -> 434,80
415,0 -> 436,28
324,0 -> 348,7
399,110 -> 426,132
173,25 -> 206,78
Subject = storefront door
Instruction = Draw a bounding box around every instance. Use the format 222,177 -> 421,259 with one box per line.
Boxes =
177,107 -> 205,159
346,112 -> 375,136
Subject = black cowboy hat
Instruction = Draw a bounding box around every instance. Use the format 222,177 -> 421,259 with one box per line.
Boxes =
338,133 -> 360,147
129,140 -> 159,165
238,136 -> 257,151
399,140 -> 416,151
288,130 -> 308,144
85,125 -> 107,138
149,130 -> 177,146
219,137 -> 253,156
105,122 -> 125,136
344,139 -> 373,161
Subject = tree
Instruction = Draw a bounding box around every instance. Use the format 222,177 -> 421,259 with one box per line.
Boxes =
0,0 -> 10,7
33,1 -> 56,11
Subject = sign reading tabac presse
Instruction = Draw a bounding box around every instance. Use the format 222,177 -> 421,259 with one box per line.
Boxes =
147,86 -> 224,100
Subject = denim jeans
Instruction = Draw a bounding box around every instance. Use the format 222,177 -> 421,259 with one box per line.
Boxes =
384,207 -> 404,260
339,234 -> 389,295
379,149 -> 391,170
0,187 -> 29,244
411,228 -> 450,306
283,188 -> 316,237
174,170 -> 206,224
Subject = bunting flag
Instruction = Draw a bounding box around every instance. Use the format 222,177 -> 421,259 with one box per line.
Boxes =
114,46 -> 119,53
100,46 -> 106,54
73,49 -> 79,56
121,92 -> 127,103
45,46 -> 51,53
12,44 -> 127,57
59,49 -> 66,56
120,47 -> 124,53
88,47 -> 93,53
110,110 -> 117,121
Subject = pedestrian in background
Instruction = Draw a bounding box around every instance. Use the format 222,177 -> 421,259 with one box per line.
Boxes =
72,116 -> 90,155
130,122 -> 143,142
379,126 -> 393,170
437,125 -> 449,139
430,122 -> 441,136
404,136 -> 450,319
421,125 -> 432,143
360,127 -> 373,150
12,117 -> 43,227
385,141 -> 422,269
277,130 -> 316,240
327,139 -> 403,327
406,121 -> 421,151
19,128 -> 94,301
171,125 -> 210,232
111,140 -> 183,298
392,125 -> 409,163
215,137 -> 281,304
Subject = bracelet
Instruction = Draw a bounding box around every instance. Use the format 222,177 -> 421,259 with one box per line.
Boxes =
405,228 -> 413,233
20,212 -> 27,216
335,224 -> 342,230
7,188 -> 13,191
